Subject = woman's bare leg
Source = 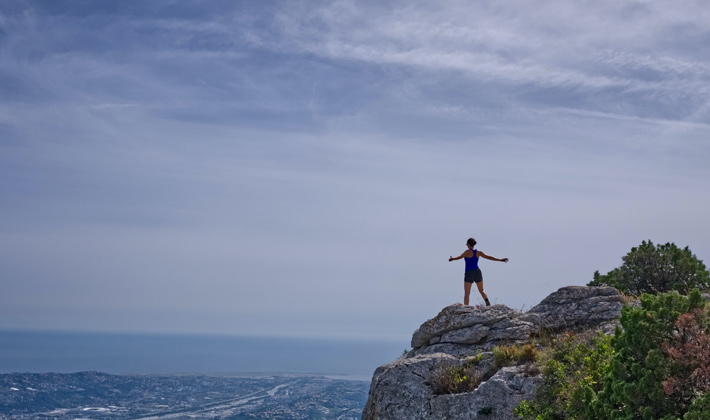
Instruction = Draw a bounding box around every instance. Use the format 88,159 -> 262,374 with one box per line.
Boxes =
464,282 -> 472,305
476,281 -> 489,305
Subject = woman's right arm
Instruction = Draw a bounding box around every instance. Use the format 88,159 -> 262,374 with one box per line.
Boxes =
449,250 -> 473,261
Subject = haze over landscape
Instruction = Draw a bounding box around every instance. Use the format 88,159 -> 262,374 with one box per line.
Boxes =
1,0 -> 709,342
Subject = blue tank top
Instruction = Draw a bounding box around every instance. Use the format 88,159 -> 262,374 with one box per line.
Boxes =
464,249 -> 479,272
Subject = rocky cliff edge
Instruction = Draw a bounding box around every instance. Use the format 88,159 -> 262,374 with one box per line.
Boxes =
362,286 -> 625,420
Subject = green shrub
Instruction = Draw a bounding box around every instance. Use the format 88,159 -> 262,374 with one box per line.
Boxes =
685,392 -> 710,420
467,351 -> 484,365
588,240 -> 710,295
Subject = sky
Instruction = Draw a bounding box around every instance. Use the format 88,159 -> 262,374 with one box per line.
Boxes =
1,0 -> 709,343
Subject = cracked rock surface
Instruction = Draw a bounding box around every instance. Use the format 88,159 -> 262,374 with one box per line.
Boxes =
429,366 -> 539,420
519,285 -> 624,330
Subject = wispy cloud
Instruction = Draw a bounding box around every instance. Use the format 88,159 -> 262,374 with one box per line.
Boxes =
241,0 -> 710,120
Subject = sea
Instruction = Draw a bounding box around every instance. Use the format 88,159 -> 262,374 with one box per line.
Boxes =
0,330 -> 407,381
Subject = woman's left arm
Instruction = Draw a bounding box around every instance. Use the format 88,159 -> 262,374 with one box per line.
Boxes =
477,250 -> 509,263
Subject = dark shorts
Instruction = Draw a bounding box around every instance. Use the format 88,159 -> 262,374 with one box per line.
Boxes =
464,268 -> 483,284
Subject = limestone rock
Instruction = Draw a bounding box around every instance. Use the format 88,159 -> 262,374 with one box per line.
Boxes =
439,323 -> 489,345
519,285 -> 624,330
409,342 -> 488,357
485,318 -> 537,342
361,353 -> 453,420
411,304 -> 516,349
362,356 -> 539,420
429,366 -> 540,420
598,320 -> 621,335
410,318 -> 536,357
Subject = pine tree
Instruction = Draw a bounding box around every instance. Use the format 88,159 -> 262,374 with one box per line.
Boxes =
589,240 -> 710,295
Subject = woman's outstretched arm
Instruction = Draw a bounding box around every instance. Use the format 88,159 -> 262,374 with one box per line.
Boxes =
449,250 -> 474,262
476,250 -> 509,263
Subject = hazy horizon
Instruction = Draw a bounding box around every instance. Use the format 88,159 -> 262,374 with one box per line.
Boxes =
1,0 -> 709,340
0,329 -> 401,378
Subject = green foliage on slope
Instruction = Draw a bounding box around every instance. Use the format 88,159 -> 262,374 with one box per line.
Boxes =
587,290 -> 706,419
515,330 -> 613,420
518,289 -> 710,420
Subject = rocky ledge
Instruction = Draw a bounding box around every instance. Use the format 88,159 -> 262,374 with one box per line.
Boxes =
362,286 -> 625,420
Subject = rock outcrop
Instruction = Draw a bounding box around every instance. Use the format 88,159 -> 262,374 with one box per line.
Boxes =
519,285 -> 624,332
362,286 -> 624,420
409,305 -> 537,357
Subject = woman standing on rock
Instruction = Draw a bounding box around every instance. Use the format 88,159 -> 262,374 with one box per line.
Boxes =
449,238 -> 508,306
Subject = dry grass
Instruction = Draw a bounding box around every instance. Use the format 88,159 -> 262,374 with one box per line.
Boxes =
432,362 -> 483,395
432,354 -> 485,394
492,343 -> 539,369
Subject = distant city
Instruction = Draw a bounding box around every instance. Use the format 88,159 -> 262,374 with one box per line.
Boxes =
0,372 -> 369,420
